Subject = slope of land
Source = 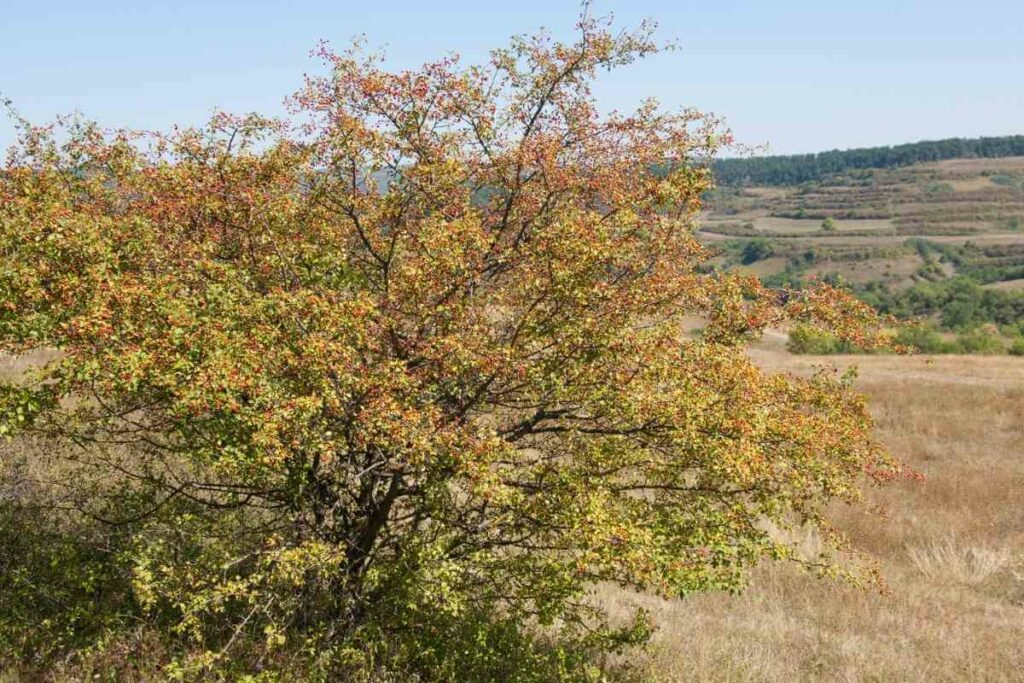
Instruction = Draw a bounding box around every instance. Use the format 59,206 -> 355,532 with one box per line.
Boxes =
701,154 -> 1024,352
704,156 -> 1024,247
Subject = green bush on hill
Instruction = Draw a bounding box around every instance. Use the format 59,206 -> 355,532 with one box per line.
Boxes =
786,325 -> 857,354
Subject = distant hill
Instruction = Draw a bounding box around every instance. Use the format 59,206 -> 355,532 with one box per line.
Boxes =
701,150 -> 1024,354
714,135 -> 1024,186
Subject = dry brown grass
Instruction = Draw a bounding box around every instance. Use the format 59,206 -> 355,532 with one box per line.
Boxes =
947,177 -> 995,192
602,352 -> 1024,682
733,257 -> 790,278
985,278 -> 1024,291
931,156 -> 1024,174
806,253 -> 925,288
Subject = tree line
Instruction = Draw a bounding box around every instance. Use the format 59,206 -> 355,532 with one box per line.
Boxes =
714,135 -> 1024,186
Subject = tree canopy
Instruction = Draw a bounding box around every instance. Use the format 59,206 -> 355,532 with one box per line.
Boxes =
1,15 -> 903,680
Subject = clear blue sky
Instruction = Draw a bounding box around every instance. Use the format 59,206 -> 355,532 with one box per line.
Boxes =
2,1 -> 1021,154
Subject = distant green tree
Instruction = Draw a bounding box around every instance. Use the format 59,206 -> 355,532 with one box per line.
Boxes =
740,238 -> 774,264
787,324 -> 855,354
821,216 -> 837,232
942,298 -> 984,330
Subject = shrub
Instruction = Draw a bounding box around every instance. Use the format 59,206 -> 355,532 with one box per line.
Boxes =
955,329 -> 1004,355
0,16 -> 901,679
893,325 -> 959,354
740,238 -> 774,264
787,324 -> 856,354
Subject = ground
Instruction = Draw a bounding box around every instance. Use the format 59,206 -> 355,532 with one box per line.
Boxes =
604,351 -> 1024,682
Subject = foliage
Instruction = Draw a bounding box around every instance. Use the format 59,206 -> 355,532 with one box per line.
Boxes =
821,216 -> 837,232
740,237 -> 774,264
955,327 -> 1006,355
857,278 -> 1024,331
891,325 -> 960,355
904,239 -> 1024,285
786,324 -> 856,355
988,172 -> 1023,189
788,322 -> 1011,357
0,497 -> 137,665
0,15 -> 902,680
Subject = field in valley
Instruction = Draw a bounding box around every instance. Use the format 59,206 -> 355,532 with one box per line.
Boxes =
605,351 -> 1024,682
701,153 -> 1024,357
639,161 -> 1022,674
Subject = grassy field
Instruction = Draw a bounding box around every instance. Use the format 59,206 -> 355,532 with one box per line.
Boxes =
985,278 -> 1024,291
604,352 -> 1024,682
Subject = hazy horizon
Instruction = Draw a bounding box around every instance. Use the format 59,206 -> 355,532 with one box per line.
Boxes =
2,0 -> 1022,154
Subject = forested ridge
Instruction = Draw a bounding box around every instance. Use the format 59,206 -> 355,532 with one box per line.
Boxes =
714,135 -> 1024,186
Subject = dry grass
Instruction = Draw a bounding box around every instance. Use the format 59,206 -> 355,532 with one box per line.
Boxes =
947,176 -> 995,192
733,256 -> 790,278
985,278 -> 1024,291
756,217 -> 894,235
602,352 -> 1024,682
806,253 -> 925,287
0,349 -> 60,383
931,156 -> 1024,174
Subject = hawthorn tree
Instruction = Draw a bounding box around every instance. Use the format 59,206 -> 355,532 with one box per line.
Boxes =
0,14 -> 902,680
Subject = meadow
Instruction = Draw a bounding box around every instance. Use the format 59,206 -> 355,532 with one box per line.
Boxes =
607,351 -> 1024,682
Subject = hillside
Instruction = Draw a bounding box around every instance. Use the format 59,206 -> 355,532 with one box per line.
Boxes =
713,135 -> 1024,186
702,154 -> 1024,353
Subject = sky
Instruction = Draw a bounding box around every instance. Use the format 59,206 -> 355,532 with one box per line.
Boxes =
1,1 -> 1021,155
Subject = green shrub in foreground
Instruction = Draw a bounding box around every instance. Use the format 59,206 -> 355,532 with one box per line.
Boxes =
0,15 -> 901,680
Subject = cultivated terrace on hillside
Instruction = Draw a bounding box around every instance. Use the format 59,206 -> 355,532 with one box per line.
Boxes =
702,151 -> 1024,355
